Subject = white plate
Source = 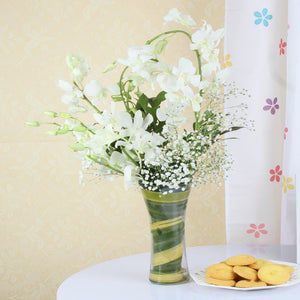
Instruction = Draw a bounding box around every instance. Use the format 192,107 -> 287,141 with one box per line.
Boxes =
190,260 -> 300,291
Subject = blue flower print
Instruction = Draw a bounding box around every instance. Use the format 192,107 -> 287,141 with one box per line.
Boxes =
254,8 -> 273,27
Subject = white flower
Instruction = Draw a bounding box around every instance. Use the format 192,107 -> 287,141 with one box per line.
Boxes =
110,151 -> 128,167
107,83 -> 120,95
116,111 -> 164,153
57,80 -> 73,92
118,46 -> 156,70
156,63 -> 178,93
161,95 -> 187,127
215,68 -> 229,83
58,79 -> 83,107
190,23 -> 224,62
182,86 -> 203,112
156,108 -> 167,122
172,57 -> 200,90
66,54 -> 89,82
84,80 -> 108,105
84,128 -> 119,156
164,8 -> 196,27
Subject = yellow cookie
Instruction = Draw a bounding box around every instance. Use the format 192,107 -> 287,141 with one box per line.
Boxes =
276,264 -> 295,274
235,280 -> 267,288
233,266 -> 258,281
206,263 -> 235,280
205,277 -> 236,287
258,264 -> 290,285
226,255 -> 256,266
249,259 -> 274,270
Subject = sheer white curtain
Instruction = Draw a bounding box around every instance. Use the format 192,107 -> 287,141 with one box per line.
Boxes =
224,0 -> 300,247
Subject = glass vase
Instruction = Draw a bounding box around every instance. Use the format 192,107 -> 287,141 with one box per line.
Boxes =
141,188 -> 190,284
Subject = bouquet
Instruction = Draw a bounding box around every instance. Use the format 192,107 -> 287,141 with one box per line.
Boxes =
26,8 -> 249,194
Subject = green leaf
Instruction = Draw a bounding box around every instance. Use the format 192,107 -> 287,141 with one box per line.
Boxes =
220,126 -> 244,135
136,93 -> 150,112
151,91 -> 166,108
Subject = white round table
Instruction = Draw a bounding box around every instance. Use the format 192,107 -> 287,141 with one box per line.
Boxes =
57,244 -> 299,300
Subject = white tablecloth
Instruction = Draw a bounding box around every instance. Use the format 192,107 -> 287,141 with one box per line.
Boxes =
57,244 -> 298,300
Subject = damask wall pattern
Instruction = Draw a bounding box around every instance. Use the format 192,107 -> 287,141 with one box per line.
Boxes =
0,1 -> 225,299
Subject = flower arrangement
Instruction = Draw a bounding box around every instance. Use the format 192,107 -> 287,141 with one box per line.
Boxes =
27,8 -> 249,193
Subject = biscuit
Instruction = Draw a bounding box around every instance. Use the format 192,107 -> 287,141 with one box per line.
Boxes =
276,264 -> 295,274
235,280 -> 267,288
205,277 -> 236,287
233,266 -> 258,281
258,265 -> 290,285
205,263 -> 235,280
226,255 -> 256,266
249,259 -> 273,270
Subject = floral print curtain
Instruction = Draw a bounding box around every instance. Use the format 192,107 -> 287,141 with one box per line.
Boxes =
224,0 -> 299,248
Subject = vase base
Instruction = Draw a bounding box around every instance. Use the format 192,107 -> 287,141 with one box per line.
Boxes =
149,269 -> 189,284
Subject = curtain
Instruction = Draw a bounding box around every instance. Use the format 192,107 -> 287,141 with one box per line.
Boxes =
224,0 -> 300,247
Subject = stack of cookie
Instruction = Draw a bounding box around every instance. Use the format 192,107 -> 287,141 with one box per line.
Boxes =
205,255 -> 295,288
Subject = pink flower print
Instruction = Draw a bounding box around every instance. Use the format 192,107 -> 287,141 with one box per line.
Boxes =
263,97 -> 279,114
279,38 -> 287,55
269,165 -> 282,182
284,127 -> 288,140
247,223 -> 268,238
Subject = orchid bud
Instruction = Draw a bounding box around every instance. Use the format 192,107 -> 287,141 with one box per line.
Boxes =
25,121 -> 40,127
43,111 -> 58,118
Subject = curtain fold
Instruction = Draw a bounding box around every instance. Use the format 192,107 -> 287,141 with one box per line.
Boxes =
281,0 -> 300,246
224,0 -> 299,246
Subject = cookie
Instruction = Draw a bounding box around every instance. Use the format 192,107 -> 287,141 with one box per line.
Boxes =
205,263 -> 235,280
249,259 -> 274,270
226,255 -> 256,266
205,277 -> 236,287
276,264 -> 295,274
258,264 -> 290,285
235,280 -> 267,288
233,266 -> 258,281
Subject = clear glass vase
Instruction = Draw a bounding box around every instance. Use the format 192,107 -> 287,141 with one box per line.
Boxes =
141,188 -> 190,284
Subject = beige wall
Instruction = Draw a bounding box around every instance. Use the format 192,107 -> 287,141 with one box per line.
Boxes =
0,1 -> 225,299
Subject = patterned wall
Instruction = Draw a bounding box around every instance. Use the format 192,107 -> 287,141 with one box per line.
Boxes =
0,1 -> 225,299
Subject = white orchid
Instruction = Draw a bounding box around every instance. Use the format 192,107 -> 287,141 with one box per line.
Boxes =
118,45 -> 156,72
116,111 -> 164,154
182,86 -> 203,112
84,80 -> 108,105
164,8 -> 196,27
66,54 -> 89,82
190,22 -> 224,62
172,57 -> 201,90
57,80 -> 83,107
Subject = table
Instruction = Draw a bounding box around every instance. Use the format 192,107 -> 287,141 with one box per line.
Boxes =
57,244 -> 298,300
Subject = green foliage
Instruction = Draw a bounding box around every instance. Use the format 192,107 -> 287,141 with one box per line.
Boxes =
136,92 -> 166,133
